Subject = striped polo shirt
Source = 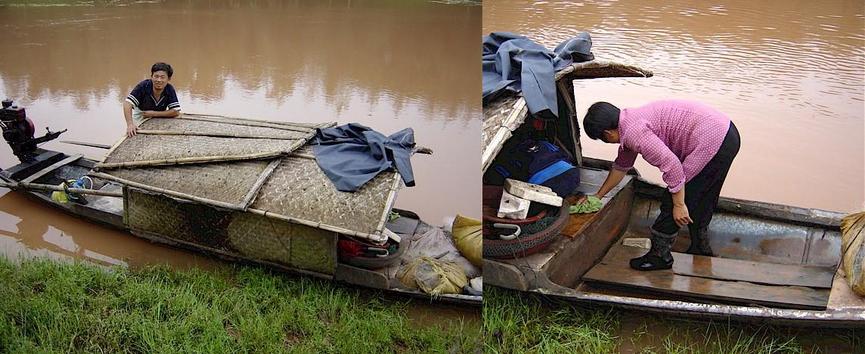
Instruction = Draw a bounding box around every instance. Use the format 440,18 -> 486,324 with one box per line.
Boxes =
125,79 -> 180,113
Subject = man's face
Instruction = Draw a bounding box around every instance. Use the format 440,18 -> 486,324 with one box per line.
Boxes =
151,70 -> 170,90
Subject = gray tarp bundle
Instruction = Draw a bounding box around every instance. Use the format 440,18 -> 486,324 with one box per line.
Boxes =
312,123 -> 416,192
482,32 -> 594,118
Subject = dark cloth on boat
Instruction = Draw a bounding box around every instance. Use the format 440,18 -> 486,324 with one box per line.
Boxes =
652,121 -> 740,236
482,32 -> 594,118
487,139 -> 580,197
311,123 -> 416,192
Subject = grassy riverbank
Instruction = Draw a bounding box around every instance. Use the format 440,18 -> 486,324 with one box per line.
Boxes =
0,257 -> 481,353
483,287 -> 863,353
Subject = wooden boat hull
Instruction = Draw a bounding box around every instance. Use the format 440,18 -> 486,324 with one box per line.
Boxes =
480,54 -> 860,325
1,149 -> 481,306
485,159 -> 863,327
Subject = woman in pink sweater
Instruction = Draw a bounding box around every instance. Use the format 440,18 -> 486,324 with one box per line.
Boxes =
583,100 -> 740,271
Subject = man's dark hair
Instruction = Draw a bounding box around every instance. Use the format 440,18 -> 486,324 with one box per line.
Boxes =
151,62 -> 173,78
583,101 -> 620,140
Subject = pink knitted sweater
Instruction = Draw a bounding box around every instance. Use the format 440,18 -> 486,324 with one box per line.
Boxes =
612,100 -> 731,193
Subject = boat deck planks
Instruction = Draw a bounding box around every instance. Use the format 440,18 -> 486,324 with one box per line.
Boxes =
561,210 -> 598,238
672,251 -> 835,289
21,154 -> 83,183
583,243 -> 830,310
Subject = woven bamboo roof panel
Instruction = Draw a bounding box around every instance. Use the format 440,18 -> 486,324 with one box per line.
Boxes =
143,118 -> 310,140
250,155 -> 399,235
482,93 -> 527,173
99,114 -> 397,239
110,160 -> 271,205
102,135 -> 302,164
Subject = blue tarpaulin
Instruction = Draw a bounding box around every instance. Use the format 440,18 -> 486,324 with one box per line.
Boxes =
482,32 -> 594,118
311,123 -> 416,192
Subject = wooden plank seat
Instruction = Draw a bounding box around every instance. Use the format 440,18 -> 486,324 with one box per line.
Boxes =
672,251 -> 835,289
583,242 -> 831,310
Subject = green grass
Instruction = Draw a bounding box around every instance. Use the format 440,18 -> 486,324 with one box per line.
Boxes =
483,287 -> 864,354
4,256 -> 862,353
0,257 -> 482,353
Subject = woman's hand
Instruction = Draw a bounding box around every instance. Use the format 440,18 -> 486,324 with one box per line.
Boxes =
673,203 -> 693,227
142,110 -> 156,118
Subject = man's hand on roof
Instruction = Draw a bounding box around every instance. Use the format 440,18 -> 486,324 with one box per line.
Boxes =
126,123 -> 137,137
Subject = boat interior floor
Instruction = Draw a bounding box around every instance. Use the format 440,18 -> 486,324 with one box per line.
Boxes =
583,242 -> 832,310
486,165 -> 865,312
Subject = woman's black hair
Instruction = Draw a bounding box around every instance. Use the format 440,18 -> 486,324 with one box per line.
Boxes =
583,101 -> 620,140
151,62 -> 173,79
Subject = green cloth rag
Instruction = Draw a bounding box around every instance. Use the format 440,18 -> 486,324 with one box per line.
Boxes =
388,211 -> 401,222
570,195 -> 602,214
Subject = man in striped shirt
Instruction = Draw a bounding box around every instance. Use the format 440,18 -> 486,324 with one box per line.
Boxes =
122,62 -> 181,137
583,100 -> 740,271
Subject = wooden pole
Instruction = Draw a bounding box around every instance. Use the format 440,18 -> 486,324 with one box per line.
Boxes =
0,181 -> 123,197
177,114 -> 316,132
239,159 -> 282,209
290,152 -> 315,160
95,151 -> 284,170
136,130 -> 303,140
375,173 -> 403,235
61,140 -> 111,149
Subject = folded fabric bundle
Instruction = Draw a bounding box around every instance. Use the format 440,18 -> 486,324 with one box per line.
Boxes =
311,123 -> 416,192
482,31 -> 594,118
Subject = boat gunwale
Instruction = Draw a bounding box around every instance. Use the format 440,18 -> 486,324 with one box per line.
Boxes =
532,286 -> 865,327
631,177 -> 845,230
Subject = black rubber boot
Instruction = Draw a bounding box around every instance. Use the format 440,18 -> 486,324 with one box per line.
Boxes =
630,229 -> 676,271
686,226 -> 715,257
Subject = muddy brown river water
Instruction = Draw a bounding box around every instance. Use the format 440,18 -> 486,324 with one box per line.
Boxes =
484,0 -> 864,213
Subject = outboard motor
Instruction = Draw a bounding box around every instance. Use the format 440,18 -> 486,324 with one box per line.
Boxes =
1,99 -> 66,162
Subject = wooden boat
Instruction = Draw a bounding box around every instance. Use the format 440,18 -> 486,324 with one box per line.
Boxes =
0,111 -> 481,306
482,59 -> 864,326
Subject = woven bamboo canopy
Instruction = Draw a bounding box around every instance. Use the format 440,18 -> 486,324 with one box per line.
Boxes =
482,59 -> 653,172
94,114 -> 401,242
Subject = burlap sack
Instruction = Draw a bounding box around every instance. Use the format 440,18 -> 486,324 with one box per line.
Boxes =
841,212 -> 865,296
